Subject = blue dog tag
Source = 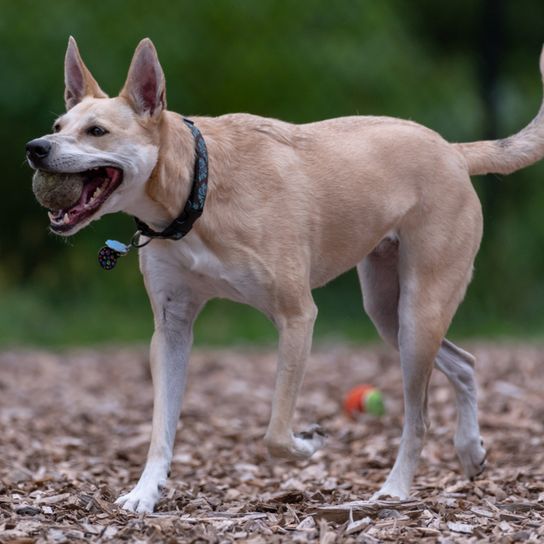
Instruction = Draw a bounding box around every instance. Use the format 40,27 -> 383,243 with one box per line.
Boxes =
105,239 -> 130,254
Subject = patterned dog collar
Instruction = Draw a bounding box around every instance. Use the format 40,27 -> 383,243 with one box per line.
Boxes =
98,117 -> 209,270
134,117 -> 209,240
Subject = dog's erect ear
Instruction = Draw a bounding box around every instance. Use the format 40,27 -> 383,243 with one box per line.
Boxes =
120,38 -> 166,118
64,36 -> 107,110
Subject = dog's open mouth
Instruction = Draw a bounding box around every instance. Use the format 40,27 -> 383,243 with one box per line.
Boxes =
47,166 -> 123,232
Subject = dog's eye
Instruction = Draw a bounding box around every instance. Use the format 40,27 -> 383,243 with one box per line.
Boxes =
87,126 -> 108,137
53,123 -> 61,133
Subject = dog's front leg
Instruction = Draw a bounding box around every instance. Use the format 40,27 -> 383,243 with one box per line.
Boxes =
116,283 -> 203,513
264,299 -> 325,459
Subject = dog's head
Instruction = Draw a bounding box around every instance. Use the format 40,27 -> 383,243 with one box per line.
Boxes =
27,37 -> 166,235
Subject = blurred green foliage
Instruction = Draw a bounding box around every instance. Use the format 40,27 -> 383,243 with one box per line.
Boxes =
1,0 -> 544,347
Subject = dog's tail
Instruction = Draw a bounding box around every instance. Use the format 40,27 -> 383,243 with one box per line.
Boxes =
454,46 -> 544,176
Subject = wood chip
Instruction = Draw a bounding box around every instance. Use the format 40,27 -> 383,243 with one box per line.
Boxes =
447,521 -> 474,534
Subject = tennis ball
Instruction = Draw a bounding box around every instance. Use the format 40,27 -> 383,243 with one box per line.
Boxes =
344,384 -> 385,417
32,171 -> 84,210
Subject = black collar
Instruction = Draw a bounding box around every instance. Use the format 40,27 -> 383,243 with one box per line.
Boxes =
134,117 -> 209,240
97,117 -> 209,271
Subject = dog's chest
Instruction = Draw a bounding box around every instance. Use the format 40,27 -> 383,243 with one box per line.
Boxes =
144,233 -> 259,303
178,235 -> 231,284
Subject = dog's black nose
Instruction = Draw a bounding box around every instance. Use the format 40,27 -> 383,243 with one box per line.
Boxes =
26,138 -> 52,161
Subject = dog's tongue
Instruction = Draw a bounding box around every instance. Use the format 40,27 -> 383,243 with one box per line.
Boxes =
106,167 -> 120,183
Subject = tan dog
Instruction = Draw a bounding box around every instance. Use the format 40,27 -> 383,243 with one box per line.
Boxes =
26,37 -> 544,513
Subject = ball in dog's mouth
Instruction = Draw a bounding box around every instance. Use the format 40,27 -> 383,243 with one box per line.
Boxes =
32,166 -> 123,233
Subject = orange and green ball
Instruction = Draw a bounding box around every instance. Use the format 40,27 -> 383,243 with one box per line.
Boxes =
344,384 -> 385,417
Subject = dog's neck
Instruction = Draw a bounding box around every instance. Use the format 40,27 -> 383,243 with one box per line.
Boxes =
140,111 -> 197,230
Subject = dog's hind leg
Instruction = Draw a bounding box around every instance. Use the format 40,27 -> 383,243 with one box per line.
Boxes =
435,339 -> 486,478
358,239 -> 486,481
359,236 -> 437,499
358,204 -> 481,498
115,271 -> 204,513
264,289 -> 325,460
374,247 -> 471,497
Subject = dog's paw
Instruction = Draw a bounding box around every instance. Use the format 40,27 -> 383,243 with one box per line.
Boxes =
294,424 -> 326,443
293,424 -> 327,456
456,436 -> 487,480
370,482 -> 409,502
115,486 -> 160,514
265,425 -> 326,460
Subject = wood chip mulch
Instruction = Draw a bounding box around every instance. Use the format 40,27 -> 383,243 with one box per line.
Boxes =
0,343 -> 543,542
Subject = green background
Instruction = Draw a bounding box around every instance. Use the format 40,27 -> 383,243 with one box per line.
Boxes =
2,0 -> 544,347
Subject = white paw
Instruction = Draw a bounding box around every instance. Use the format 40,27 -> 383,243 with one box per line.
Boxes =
371,482 -> 409,501
265,425 -> 326,460
456,436 -> 487,479
115,486 -> 160,513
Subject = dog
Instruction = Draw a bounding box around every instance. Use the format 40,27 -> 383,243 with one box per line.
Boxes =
26,37 -> 544,513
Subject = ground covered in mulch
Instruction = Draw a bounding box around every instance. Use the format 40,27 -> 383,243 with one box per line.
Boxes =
0,342 -> 543,543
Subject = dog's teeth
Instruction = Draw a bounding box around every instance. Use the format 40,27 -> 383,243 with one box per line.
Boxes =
63,213 -> 70,224
89,187 -> 103,204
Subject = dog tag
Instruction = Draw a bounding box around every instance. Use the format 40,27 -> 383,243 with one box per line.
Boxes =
98,240 -> 131,270
98,246 -> 120,270
105,239 -> 130,254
